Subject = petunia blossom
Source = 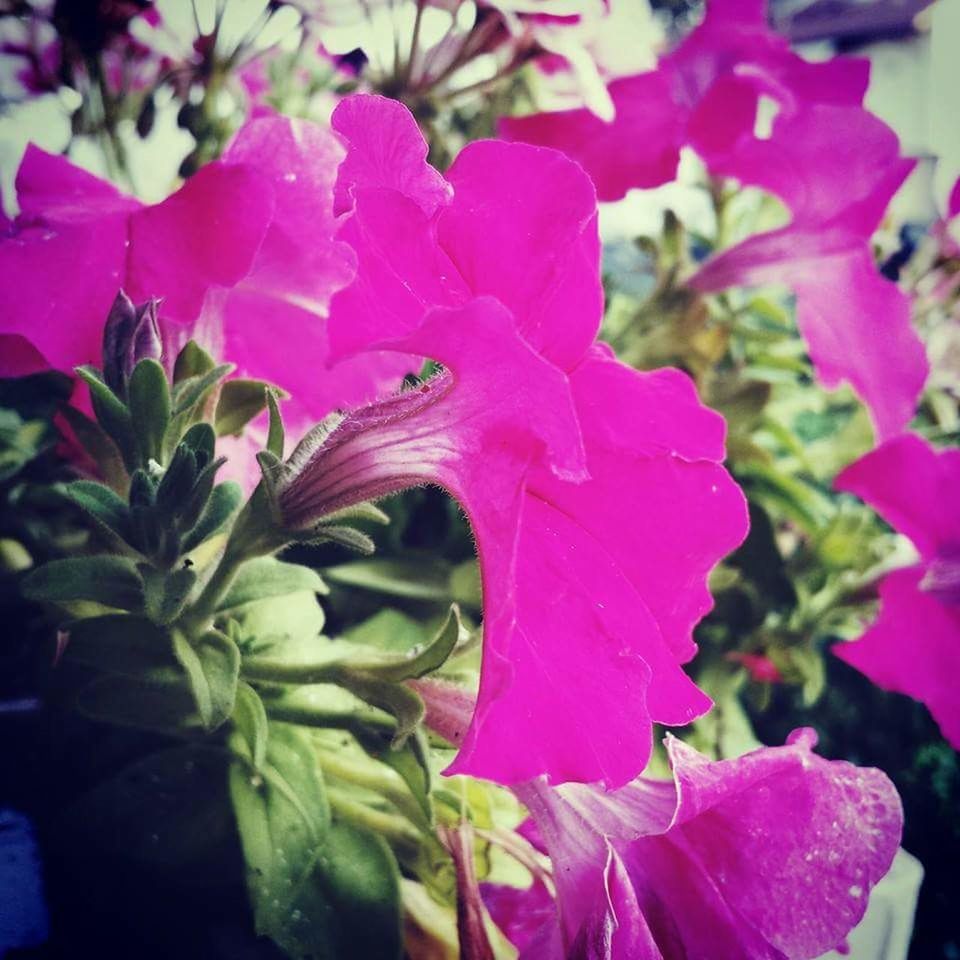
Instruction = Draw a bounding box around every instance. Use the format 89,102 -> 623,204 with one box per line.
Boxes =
0,114 -> 411,430
833,433 -> 960,748
272,94 -> 749,787
485,729 -> 902,959
499,0 -> 928,441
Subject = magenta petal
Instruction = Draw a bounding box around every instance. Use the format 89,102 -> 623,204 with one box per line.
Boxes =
127,163 -> 274,330
0,212 -> 129,372
499,71 -> 684,203
662,731 -> 902,958
438,140 -> 603,371
223,115 -> 356,317
835,433 -> 960,560
14,145 -> 138,219
834,566 -> 960,749
331,93 -> 452,216
327,188 -> 468,363
693,238 -> 927,443
517,732 -> 902,959
450,351 -> 747,787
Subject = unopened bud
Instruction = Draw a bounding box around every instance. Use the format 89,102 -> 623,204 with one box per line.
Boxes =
102,290 -> 163,397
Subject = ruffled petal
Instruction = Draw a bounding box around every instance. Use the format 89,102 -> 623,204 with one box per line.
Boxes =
450,350 -> 747,787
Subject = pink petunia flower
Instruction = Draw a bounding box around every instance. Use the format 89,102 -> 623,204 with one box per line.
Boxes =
499,0 -> 928,442
833,433 -> 960,748
486,729 -> 902,959
0,114 -> 410,428
273,94 -> 749,787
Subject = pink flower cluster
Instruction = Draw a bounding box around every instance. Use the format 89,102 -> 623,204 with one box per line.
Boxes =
500,0 -> 929,442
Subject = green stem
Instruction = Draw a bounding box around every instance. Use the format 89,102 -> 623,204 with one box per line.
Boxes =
327,787 -> 422,848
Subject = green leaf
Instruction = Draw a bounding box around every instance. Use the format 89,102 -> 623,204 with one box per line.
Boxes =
60,480 -> 132,542
172,628 -> 240,731
219,557 -> 328,611
61,615 -> 177,675
231,591 -> 327,655
128,358 -> 171,465
142,565 -> 197,625
233,681 -> 269,770
22,555 -> 144,612
173,340 -> 217,383
180,421 -> 216,466
57,405 -> 128,494
230,725 -> 332,952
215,379 -> 280,436
343,609 -> 427,654
266,388 -> 285,457
75,670 -> 200,732
75,365 -> 136,468
325,558 -> 453,601
181,481 -> 242,553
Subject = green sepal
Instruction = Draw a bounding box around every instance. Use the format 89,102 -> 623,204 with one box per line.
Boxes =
75,365 -> 136,469
21,555 -> 144,612
215,379 -> 284,437
172,340 -> 216,383
342,605 -> 462,683
60,614 -> 177,675
311,524 -> 376,555
180,421 -> 216,466
172,627 -> 240,731
336,674 -> 425,749
171,362 -> 234,415
154,444 -> 198,518
142,565 -> 197,625
181,481 -> 242,553
266,388 -> 284,458
128,358 -> 171,465
178,454 -> 226,532
60,480 -> 132,544
218,557 -> 329,611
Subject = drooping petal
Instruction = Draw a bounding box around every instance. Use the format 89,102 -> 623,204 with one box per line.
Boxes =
835,433 -> 960,560
690,103 -> 927,440
834,566 -> 960,749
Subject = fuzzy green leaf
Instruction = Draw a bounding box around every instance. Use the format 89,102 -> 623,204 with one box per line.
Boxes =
128,358 -> 171,465
22,555 -> 144,612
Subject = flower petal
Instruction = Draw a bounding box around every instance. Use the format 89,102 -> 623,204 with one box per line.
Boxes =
835,433 -> 960,560
834,566 -> 960,749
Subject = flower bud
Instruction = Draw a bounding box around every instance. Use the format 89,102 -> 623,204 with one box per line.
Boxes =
102,290 -> 163,397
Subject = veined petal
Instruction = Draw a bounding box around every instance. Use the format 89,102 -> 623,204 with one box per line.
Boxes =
510,732 -> 902,959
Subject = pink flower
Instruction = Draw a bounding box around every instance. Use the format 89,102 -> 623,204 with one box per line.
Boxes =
274,94 -> 749,787
487,729 -> 902,959
833,433 -> 960,748
499,0 -> 928,441
0,115 -> 409,428
726,652 -> 782,684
